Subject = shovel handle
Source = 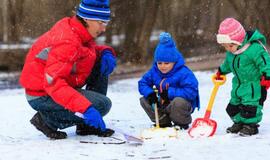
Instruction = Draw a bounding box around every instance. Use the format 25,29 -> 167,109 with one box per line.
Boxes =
204,75 -> 226,119
154,102 -> 160,128
153,86 -> 160,128
212,74 -> 226,85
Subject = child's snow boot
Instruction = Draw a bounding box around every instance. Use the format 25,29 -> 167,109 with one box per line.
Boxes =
239,124 -> 259,136
30,112 -> 67,139
177,124 -> 189,130
226,123 -> 243,134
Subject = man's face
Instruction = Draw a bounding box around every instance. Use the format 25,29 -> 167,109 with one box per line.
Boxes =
84,20 -> 108,38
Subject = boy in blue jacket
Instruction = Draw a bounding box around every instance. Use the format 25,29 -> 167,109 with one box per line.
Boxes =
138,32 -> 200,129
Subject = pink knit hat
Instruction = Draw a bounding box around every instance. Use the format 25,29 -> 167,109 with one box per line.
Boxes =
216,18 -> 246,45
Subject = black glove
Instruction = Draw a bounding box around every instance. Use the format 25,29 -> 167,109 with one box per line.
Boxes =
147,92 -> 158,105
160,90 -> 170,106
98,128 -> 115,137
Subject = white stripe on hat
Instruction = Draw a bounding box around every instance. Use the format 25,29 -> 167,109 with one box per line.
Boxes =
77,14 -> 110,22
228,25 -> 244,37
80,4 -> 110,13
216,34 -> 242,45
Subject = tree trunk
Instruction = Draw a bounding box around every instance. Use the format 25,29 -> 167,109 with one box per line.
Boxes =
7,0 -> 25,42
135,0 -> 161,63
2,0 -> 8,42
120,1 -> 140,63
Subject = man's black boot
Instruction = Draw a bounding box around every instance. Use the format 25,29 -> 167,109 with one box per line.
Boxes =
30,112 -> 67,139
76,123 -> 114,137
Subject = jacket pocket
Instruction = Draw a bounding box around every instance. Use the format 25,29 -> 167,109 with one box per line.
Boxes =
251,83 -> 254,99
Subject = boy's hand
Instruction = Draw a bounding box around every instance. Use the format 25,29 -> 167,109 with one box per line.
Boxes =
147,92 -> 158,105
160,90 -> 169,101
261,76 -> 270,90
160,90 -> 170,106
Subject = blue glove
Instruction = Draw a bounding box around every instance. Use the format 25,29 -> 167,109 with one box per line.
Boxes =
100,50 -> 116,76
83,106 -> 106,131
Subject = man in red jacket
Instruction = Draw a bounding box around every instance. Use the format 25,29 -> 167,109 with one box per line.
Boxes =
20,0 -> 117,139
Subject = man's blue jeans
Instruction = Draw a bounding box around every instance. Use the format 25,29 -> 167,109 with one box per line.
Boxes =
27,62 -> 111,131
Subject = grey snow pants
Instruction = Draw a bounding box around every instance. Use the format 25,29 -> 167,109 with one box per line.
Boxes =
140,97 -> 192,126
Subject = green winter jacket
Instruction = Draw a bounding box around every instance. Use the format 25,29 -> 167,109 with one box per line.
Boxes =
219,30 -> 270,106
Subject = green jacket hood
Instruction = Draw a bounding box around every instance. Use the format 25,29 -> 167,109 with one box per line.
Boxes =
242,30 -> 266,46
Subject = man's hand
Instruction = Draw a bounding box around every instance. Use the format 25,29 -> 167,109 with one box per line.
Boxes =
83,106 -> 106,131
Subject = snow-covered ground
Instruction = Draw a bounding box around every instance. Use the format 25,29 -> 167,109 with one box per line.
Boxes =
1,71 -> 270,160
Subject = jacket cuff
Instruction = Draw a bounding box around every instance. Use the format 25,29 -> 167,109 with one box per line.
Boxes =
95,45 -> 116,57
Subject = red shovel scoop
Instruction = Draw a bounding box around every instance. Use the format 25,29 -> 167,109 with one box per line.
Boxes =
188,75 -> 226,138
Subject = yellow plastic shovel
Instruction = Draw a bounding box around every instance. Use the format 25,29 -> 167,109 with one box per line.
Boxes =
188,75 -> 226,138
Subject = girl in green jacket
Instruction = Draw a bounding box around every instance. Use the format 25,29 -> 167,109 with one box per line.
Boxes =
215,18 -> 270,136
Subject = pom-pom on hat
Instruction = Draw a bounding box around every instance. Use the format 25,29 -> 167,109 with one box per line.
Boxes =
77,0 -> 111,22
216,18 -> 246,45
154,32 -> 181,62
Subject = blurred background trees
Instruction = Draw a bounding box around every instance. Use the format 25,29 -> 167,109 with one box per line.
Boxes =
0,0 -> 270,71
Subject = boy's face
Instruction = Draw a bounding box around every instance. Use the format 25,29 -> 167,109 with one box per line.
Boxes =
157,62 -> 175,74
221,43 -> 239,53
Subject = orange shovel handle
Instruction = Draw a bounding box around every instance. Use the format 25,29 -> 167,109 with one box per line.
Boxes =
204,75 -> 226,119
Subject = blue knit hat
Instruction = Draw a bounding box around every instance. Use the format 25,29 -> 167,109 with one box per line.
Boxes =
154,32 -> 181,62
77,0 -> 111,22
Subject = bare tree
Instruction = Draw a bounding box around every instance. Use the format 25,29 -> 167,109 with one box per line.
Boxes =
135,0 -> 161,63
1,0 -> 9,42
2,0 -> 25,42
226,0 -> 270,43
2,0 -> 270,69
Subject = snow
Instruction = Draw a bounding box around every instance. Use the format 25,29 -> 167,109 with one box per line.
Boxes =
188,120 -> 216,138
1,71 -> 270,160
0,44 -> 31,50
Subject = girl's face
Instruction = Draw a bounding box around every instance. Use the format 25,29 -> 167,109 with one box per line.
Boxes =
157,62 -> 175,74
221,43 -> 239,53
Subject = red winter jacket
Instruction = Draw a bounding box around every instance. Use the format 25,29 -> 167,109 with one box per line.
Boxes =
20,16 -> 115,113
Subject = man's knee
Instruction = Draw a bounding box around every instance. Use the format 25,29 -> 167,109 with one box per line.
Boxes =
99,96 -> 112,116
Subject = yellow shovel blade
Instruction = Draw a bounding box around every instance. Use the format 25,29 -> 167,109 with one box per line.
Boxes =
141,127 -> 177,139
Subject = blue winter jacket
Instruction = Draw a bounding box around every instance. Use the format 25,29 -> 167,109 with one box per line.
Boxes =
138,58 -> 200,112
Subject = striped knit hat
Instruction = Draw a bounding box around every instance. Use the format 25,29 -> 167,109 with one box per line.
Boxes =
216,18 -> 246,45
77,0 -> 111,22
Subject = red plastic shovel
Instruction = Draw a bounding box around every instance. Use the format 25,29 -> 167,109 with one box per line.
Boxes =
188,75 -> 226,138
